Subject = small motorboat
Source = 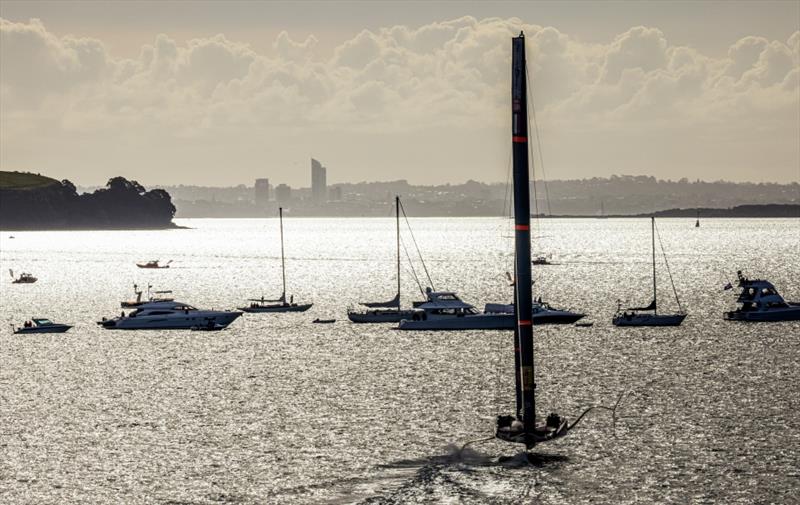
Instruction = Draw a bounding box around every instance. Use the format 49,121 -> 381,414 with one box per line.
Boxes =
136,260 -> 172,269
724,271 -> 800,322
532,254 -> 555,266
312,318 -> 336,324
9,270 -> 37,284
13,318 -> 72,334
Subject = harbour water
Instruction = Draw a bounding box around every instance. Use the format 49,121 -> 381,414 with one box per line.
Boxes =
1,217 -> 798,504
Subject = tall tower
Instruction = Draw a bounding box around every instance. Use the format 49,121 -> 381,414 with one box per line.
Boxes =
311,158 -> 327,202
254,178 -> 270,206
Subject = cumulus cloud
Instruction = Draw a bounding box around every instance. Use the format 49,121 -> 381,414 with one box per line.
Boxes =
0,16 -> 798,184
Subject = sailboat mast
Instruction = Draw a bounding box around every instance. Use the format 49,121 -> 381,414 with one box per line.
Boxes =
512,33 -> 536,437
280,207 -> 287,299
652,216 -> 657,315
396,196 -> 401,310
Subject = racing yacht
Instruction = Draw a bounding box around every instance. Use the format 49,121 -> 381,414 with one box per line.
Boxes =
98,301 -> 241,330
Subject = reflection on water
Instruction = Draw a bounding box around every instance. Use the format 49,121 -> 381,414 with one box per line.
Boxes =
1,218 -> 798,504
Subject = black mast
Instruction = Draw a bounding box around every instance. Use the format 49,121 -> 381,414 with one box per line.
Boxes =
511,32 -> 536,442
651,216 -> 657,315
396,196 -> 401,310
280,207 -> 286,302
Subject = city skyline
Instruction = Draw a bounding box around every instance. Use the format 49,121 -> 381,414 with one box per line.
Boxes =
1,1 -> 798,187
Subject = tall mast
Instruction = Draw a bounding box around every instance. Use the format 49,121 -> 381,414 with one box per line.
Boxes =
396,196 -> 401,309
512,32 -> 536,439
280,207 -> 287,300
652,216 -> 657,315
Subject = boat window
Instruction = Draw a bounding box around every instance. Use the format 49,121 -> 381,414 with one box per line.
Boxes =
147,311 -> 175,315
437,294 -> 458,301
33,318 -> 53,325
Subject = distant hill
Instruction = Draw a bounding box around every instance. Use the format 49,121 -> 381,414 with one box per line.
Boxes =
0,171 -> 60,190
0,171 -> 177,230
538,204 -> 800,218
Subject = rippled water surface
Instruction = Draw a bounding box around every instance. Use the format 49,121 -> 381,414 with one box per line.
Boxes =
1,217 -> 798,504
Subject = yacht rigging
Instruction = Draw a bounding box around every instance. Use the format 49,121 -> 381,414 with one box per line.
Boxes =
240,207 -> 312,313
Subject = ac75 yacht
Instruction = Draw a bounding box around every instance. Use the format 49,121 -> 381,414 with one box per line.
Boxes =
724,271 -> 800,321
98,301 -> 242,330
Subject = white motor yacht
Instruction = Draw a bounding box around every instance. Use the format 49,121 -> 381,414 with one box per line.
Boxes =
724,271 -> 800,322
398,289 -> 509,330
98,301 -> 242,330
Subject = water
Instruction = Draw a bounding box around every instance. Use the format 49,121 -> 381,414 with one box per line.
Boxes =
1,217 -> 798,504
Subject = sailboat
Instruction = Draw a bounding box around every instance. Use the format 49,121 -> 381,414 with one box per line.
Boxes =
494,32 -> 570,449
239,207 -> 312,313
613,217 -> 686,326
348,196 -> 422,323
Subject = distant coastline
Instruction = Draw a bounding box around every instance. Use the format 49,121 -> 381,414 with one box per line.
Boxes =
536,204 -> 800,219
0,171 -> 178,230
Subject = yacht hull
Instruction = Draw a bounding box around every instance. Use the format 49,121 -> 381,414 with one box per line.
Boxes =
399,311 -> 585,330
14,325 -> 72,334
613,313 -> 686,327
348,309 -> 419,323
724,306 -> 800,322
239,303 -> 312,313
399,314 -> 510,330
100,311 -> 241,330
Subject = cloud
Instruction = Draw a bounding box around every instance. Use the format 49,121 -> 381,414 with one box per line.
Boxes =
1,16 -> 798,184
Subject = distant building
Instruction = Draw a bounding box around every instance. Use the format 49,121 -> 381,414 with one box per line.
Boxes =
275,184 -> 291,205
254,178 -> 270,206
330,186 -> 343,201
311,158 -> 327,202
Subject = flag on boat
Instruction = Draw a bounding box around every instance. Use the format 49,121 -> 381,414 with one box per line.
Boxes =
723,282 -> 733,290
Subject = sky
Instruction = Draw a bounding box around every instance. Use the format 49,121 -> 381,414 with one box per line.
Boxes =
1,1 -> 798,187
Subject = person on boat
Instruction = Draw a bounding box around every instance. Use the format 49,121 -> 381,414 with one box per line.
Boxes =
289,295 -> 294,305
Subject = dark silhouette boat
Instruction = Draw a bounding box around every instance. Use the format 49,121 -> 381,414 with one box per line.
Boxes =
724,271 -> 800,321
239,207 -> 312,313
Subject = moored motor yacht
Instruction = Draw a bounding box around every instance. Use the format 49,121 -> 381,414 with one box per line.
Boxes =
98,300 -> 241,330
724,271 -> 800,322
398,289 -> 509,330
13,318 -> 72,334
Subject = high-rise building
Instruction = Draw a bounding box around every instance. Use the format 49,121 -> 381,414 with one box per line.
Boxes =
275,184 -> 291,205
254,178 -> 270,206
311,158 -> 327,202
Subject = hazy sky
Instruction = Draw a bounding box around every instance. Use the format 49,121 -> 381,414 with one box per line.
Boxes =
1,1 -> 798,187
